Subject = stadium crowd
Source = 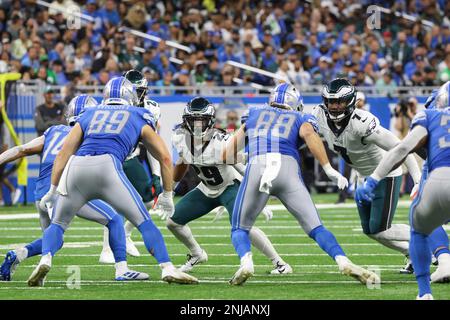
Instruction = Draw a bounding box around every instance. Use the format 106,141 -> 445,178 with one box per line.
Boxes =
0,0 -> 448,91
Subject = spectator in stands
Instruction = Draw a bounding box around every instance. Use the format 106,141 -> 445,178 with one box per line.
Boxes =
34,87 -> 66,136
224,110 -> 239,133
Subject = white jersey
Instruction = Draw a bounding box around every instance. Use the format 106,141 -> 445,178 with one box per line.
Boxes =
311,106 -> 402,178
173,126 -> 242,198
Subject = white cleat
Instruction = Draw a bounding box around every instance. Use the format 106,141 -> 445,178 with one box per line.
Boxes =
126,237 -> 141,257
270,262 -> 293,275
115,270 -> 149,281
27,263 -> 51,287
179,250 -> 208,273
161,266 -> 199,284
230,253 -> 254,285
99,247 -> 115,264
340,262 -> 380,285
431,265 -> 450,283
416,293 -> 434,300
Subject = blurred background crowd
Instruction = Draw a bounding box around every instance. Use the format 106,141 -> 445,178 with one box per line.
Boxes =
0,0 -> 448,91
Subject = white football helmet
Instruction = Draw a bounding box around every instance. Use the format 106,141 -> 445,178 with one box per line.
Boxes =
103,76 -> 139,106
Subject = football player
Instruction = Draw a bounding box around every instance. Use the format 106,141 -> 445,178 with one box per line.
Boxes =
165,96 -> 291,274
357,81 -> 450,299
29,77 -> 197,286
312,78 -> 422,273
100,69 -> 163,263
223,83 -> 379,286
0,95 -> 148,282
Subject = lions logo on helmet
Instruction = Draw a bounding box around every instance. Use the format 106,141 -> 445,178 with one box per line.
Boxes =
103,76 -> 139,106
182,97 -> 215,137
321,78 -> 357,122
65,94 -> 97,126
268,83 -> 304,111
123,69 -> 148,107
434,81 -> 450,110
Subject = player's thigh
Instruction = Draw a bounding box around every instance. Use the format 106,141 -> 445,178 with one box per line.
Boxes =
274,160 -> 322,234
172,187 -> 219,225
219,182 -> 240,224
369,176 -> 401,234
123,157 -> 153,202
232,164 -> 269,231
101,155 -> 151,228
412,176 -> 450,235
76,200 -> 116,226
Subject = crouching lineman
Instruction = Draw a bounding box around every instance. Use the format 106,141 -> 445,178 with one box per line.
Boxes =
164,96 -> 291,274
223,83 -> 380,286
357,81 -> 450,299
312,78 -> 422,273
0,95 -> 148,283
29,77 -> 197,286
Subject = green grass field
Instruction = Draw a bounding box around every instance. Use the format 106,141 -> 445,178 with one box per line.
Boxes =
0,194 -> 448,300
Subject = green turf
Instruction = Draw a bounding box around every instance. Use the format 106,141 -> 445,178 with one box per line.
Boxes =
0,194 -> 448,300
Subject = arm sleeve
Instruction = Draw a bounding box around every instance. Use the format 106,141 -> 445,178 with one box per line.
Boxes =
372,125 -> 428,181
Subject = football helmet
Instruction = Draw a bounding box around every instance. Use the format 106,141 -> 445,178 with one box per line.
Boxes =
182,97 -> 215,137
103,76 -> 139,106
268,83 -> 304,111
123,69 -> 148,107
321,78 -> 357,122
434,81 -> 450,110
65,94 -> 97,126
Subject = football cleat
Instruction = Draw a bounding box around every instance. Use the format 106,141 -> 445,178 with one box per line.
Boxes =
126,237 -> 141,257
179,250 -> 208,273
270,261 -> 293,275
230,253 -> 254,285
99,247 -> 115,264
416,293 -> 434,300
27,263 -> 51,287
340,262 -> 380,285
115,270 -> 149,281
12,189 -> 22,205
431,255 -> 450,283
0,251 -> 20,281
399,258 -> 414,274
162,266 -> 199,284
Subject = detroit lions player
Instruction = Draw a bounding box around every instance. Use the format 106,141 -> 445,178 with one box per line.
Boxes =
0,95 -> 148,282
29,77 -> 197,286
312,78 -> 422,273
223,83 -> 379,286
357,81 -> 450,299
166,96 -> 291,274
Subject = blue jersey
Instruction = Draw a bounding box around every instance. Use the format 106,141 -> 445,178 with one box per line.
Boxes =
411,108 -> 450,173
76,105 -> 155,163
244,105 -> 318,164
35,125 -> 71,200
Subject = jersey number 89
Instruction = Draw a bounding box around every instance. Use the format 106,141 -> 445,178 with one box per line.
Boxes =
88,110 -> 130,135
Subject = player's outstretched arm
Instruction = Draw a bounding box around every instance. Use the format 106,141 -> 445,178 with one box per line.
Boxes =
141,124 -> 173,191
0,136 -> 44,165
371,125 -> 428,181
300,122 -> 348,190
173,162 -> 189,183
222,124 -> 246,164
51,123 -> 83,187
364,126 -> 421,184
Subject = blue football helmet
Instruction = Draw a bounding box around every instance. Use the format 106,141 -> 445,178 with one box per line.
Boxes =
103,76 -> 139,106
269,83 -> 304,112
65,94 -> 98,126
435,81 -> 450,110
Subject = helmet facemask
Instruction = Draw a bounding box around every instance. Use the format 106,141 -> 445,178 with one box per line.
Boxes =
183,114 -> 215,138
322,79 -> 356,122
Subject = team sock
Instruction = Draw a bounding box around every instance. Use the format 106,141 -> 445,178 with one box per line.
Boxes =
24,238 -> 43,259
249,226 -> 282,265
309,225 -> 345,259
166,219 -> 203,256
138,220 -> 170,264
428,226 -> 450,258
41,223 -> 64,256
231,228 -> 251,258
107,215 -> 127,263
410,230 -> 432,297
115,261 -> 129,277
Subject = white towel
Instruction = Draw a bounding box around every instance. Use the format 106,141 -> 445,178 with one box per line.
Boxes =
57,155 -> 74,196
259,153 -> 282,194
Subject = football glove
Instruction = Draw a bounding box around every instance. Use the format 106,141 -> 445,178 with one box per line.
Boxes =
156,191 -> 175,220
355,176 -> 379,204
212,206 -> 226,222
323,164 -> 349,190
261,206 -> 273,222
39,185 -> 58,211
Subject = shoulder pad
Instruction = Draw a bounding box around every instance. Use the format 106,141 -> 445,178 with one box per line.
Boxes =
351,110 -> 379,136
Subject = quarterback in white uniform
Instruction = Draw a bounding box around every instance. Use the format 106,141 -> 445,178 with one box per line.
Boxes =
312,78 -> 422,273
162,96 -> 291,274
